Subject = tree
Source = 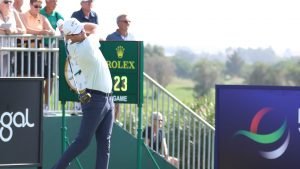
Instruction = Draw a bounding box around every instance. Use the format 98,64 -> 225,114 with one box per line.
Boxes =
235,47 -> 278,63
144,44 -> 175,87
281,58 -> 300,86
171,56 -> 192,78
145,56 -> 175,87
225,51 -> 245,77
245,62 -> 287,86
144,44 -> 164,58
192,59 -> 223,97
189,92 -> 215,126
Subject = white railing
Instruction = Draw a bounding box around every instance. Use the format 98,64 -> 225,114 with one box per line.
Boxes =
0,34 -> 81,114
115,73 -> 215,169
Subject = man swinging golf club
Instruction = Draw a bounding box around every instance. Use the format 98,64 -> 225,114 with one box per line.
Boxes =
52,18 -> 114,169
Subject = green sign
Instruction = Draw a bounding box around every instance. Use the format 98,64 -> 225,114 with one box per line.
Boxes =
101,41 -> 144,104
59,40 -> 144,105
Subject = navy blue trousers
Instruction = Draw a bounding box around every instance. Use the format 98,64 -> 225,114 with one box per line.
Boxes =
52,93 -> 114,169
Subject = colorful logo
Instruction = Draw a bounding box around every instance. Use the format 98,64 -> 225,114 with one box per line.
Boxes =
235,107 -> 290,159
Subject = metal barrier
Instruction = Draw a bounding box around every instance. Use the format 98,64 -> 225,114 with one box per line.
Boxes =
0,34 -> 215,169
117,73 -> 215,169
0,34 -> 80,114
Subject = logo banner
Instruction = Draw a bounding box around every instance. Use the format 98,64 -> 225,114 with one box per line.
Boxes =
0,78 -> 43,167
215,85 -> 300,169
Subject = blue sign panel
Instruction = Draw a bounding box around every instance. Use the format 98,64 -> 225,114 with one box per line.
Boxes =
215,85 -> 300,169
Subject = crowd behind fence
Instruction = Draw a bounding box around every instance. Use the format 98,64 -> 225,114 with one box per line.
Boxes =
0,35 -> 215,169
0,34 -> 79,114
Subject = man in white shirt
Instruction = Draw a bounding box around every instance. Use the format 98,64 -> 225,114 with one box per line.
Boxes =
52,18 -> 114,169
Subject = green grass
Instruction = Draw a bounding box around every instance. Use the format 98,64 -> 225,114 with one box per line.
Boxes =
165,76 -> 244,104
223,76 -> 245,84
166,78 -> 195,104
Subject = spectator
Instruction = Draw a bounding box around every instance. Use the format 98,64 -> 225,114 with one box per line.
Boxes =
106,14 -> 134,122
40,0 -> 64,109
143,112 -> 179,168
0,0 -> 25,77
71,0 -> 98,24
13,0 -> 22,13
0,0 -> 25,34
20,0 -> 55,109
40,0 -> 63,32
106,14 -> 134,41
21,0 -> 54,35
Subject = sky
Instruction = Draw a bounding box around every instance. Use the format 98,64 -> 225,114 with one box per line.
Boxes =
24,0 -> 300,56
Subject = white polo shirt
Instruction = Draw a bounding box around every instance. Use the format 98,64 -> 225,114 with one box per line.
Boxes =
67,34 -> 112,93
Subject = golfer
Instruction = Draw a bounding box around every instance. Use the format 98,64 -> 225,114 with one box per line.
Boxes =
52,18 -> 114,169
